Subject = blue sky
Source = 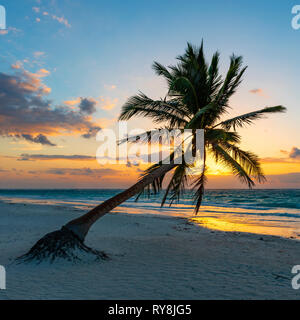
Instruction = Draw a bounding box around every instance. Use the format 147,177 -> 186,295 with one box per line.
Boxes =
2,0 -> 300,101
0,0 -> 299,188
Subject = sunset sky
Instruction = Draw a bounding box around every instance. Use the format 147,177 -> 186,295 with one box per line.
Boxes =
0,0 -> 299,189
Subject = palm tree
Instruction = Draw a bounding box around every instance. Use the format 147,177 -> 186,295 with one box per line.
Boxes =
20,42 -> 286,262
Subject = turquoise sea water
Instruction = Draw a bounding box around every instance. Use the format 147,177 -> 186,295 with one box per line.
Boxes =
0,189 -> 299,239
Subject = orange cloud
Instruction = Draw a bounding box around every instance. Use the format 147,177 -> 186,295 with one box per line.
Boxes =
104,84 -> 117,90
260,147 -> 300,164
100,97 -> 118,110
34,68 -> 51,78
64,97 -> 81,106
18,154 -> 96,161
11,62 -> 23,69
249,88 -> 269,98
260,158 -> 296,164
20,69 -> 51,94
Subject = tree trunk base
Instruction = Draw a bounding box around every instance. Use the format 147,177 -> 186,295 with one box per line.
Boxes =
16,227 -> 109,264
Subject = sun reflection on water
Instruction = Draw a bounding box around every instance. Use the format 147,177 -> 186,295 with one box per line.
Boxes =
190,211 -> 300,239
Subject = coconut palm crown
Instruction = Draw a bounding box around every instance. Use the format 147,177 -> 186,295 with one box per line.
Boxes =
119,42 -> 286,214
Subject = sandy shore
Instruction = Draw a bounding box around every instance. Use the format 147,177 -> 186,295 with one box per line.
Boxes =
0,200 -> 299,299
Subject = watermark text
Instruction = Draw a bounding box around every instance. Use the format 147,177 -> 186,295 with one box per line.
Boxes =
292,5 -> 300,30
292,265 -> 300,289
0,265 -> 5,290
0,5 -> 6,30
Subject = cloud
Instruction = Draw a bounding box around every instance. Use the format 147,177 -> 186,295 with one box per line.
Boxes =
45,167 -> 118,177
11,61 -> 23,69
104,84 -> 117,90
289,147 -> 300,159
100,97 -> 118,110
33,51 -> 45,58
64,97 -> 98,114
19,154 -> 95,161
266,172 -> 300,185
32,6 -> 71,28
205,172 -> 300,188
260,157 -> 292,164
64,97 -> 81,106
51,15 -> 71,28
0,27 -> 22,36
280,149 -> 288,155
78,98 -> 97,115
249,88 -> 268,97
81,127 -> 101,139
260,147 -> 300,164
29,68 -> 51,78
0,70 -> 101,145
17,134 -> 56,146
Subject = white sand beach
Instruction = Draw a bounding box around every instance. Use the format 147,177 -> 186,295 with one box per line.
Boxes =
0,200 -> 299,300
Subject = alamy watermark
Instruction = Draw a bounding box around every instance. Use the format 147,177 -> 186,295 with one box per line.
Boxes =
0,265 -> 5,290
95,122 -> 204,168
0,5 -> 6,30
292,265 -> 300,290
292,5 -> 300,29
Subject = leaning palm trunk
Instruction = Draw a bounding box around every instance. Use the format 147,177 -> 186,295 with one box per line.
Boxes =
65,161 -> 177,241
18,162 -> 177,263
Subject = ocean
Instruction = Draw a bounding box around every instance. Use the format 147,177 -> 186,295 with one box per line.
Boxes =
0,189 -> 299,239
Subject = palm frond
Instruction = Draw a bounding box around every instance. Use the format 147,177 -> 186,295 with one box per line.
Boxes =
215,106 -> 287,130
207,51 -> 222,97
152,61 -> 173,86
119,93 -> 189,127
205,128 -> 241,144
206,55 -> 247,126
217,55 -> 247,106
176,41 -> 211,110
210,144 -> 255,188
169,76 -> 199,112
220,142 -> 266,182
161,162 -> 189,207
134,162 -> 166,200
135,152 -> 177,200
186,103 -> 217,129
192,167 -> 207,215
